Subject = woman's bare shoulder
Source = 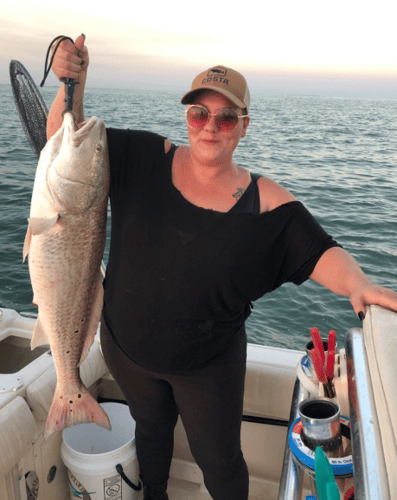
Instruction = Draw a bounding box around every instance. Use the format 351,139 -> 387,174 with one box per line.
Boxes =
164,139 -> 173,153
257,176 -> 297,213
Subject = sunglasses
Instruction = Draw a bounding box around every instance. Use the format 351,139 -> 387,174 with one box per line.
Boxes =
185,105 -> 249,131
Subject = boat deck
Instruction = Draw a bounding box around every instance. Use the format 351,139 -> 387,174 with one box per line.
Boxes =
166,478 -> 282,500
168,477 -> 215,500
2,306 -> 397,499
166,458 -> 283,500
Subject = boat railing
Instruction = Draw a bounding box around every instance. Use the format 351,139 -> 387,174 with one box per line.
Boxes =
278,326 -> 391,499
345,327 -> 390,499
277,378 -> 309,500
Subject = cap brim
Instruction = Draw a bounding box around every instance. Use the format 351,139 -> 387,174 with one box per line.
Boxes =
181,87 -> 247,110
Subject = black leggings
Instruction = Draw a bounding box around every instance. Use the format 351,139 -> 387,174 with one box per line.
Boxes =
100,322 -> 249,500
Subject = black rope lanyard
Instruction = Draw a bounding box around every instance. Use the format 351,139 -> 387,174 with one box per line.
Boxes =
40,35 -> 75,87
40,35 -> 80,112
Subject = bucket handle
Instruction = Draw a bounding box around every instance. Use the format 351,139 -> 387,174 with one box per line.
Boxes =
116,464 -> 142,491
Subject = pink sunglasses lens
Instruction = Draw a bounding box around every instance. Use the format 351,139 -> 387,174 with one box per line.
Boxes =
217,110 -> 239,130
187,107 -> 240,130
187,107 -> 209,127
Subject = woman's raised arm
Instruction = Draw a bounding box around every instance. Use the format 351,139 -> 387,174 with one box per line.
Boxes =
46,34 -> 89,139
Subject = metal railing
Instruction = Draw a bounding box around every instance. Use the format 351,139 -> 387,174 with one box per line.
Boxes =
277,378 -> 309,499
345,327 -> 390,499
278,327 -> 391,499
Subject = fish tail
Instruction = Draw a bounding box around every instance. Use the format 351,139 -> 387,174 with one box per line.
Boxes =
44,387 -> 111,439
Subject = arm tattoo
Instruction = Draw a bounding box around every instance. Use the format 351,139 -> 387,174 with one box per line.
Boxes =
232,188 -> 246,200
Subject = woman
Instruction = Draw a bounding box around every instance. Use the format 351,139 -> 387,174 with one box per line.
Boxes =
47,35 -> 397,500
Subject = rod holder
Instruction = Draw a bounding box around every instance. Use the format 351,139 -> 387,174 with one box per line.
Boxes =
299,399 -> 342,457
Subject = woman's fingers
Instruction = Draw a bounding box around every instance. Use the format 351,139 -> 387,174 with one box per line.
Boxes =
51,35 -> 88,80
350,285 -> 397,318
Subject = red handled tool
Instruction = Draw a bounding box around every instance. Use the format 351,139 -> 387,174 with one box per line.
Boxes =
327,330 -> 336,354
311,347 -> 335,398
326,330 -> 336,397
326,350 -> 336,382
326,331 -> 336,381
310,327 -> 325,365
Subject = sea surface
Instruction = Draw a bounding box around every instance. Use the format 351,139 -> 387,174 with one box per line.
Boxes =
1,83 -> 396,351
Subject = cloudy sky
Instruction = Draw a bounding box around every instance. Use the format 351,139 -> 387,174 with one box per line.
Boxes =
1,0 -> 396,98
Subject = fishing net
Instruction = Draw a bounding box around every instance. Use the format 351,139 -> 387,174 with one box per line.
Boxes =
9,37 -> 77,159
9,60 -> 48,159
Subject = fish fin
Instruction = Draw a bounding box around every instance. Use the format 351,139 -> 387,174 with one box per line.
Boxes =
28,215 -> 60,236
23,225 -> 32,262
31,317 -> 49,350
78,276 -> 104,367
44,386 -> 111,439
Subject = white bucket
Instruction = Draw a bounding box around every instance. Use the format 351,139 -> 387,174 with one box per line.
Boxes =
61,402 -> 142,500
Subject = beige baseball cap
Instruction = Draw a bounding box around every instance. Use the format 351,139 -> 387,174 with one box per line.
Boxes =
181,65 -> 250,113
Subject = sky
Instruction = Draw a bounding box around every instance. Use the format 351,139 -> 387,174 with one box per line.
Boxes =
1,0 -> 397,99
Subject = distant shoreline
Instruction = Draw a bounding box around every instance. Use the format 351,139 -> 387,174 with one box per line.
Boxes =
1,84 -> 395,102
286,94 -> 320,97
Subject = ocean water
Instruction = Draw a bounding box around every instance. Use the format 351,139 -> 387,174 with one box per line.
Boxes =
1,83 -> 396,351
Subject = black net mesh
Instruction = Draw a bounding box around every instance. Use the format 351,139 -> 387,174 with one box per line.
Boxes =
9,60 -> 48,159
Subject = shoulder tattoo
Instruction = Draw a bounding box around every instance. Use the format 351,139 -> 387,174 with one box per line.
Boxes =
232,188 -> 246,200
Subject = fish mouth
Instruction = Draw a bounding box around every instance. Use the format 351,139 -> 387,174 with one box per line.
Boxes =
63,113 -> 100,147
73,117 -> 99,146
76,116 -> 98,134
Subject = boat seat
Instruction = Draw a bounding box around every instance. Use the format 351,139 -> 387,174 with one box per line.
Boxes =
363,305 -> 397,495
245,345 -> 302,420
26,341 -> 109,423
0,396 -> 38,475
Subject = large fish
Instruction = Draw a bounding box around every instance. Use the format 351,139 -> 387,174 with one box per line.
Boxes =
23,111 -> 111,438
